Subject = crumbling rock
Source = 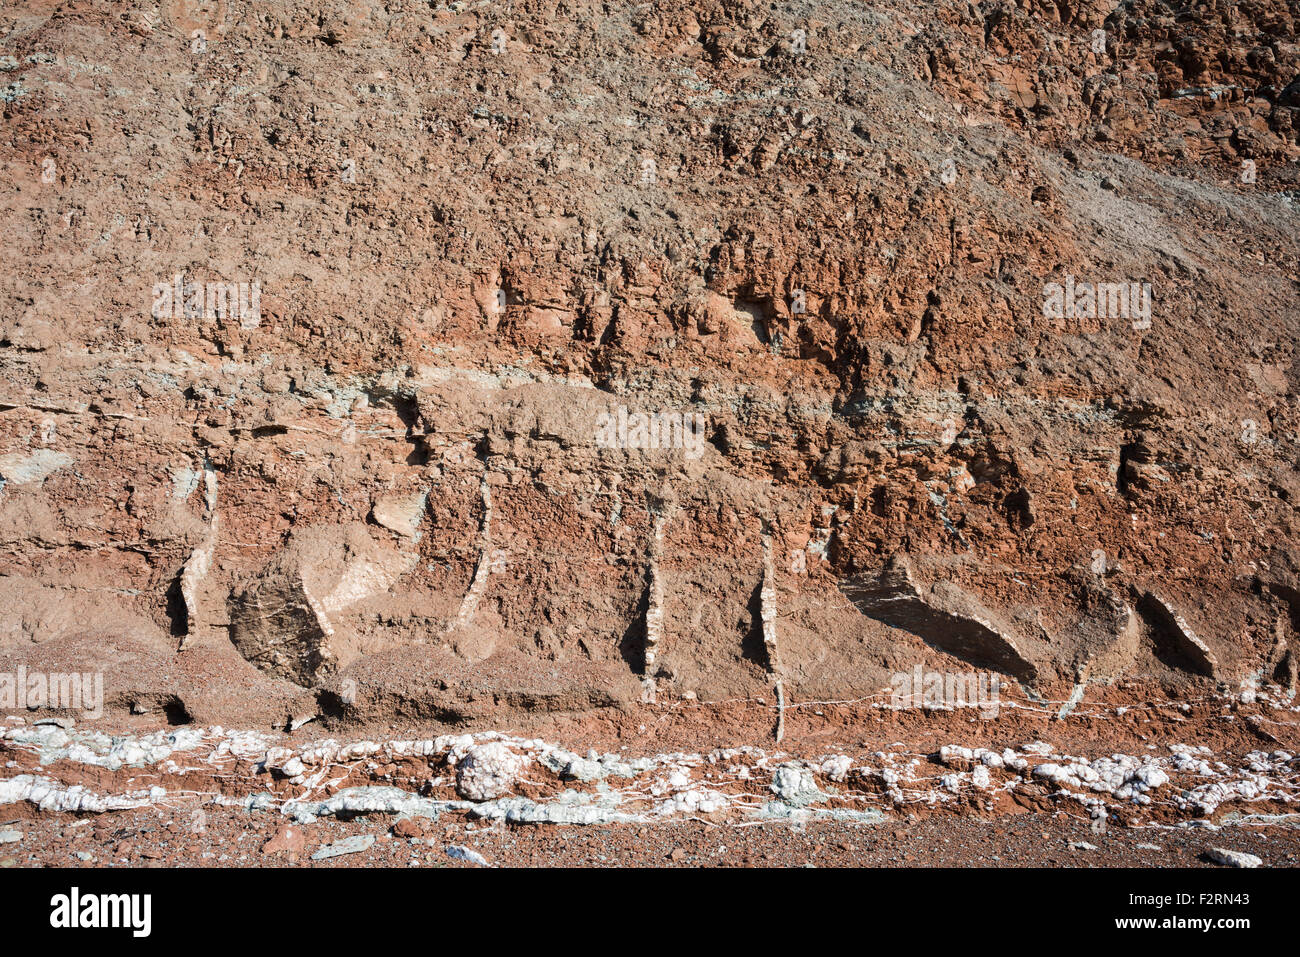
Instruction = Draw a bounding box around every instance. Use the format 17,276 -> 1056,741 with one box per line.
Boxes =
1068,582 -> 1141,685
228,524 -> 415,686
840,555 -> 1038,684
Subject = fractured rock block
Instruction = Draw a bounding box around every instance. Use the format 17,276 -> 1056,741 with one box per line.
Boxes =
228,523 -> 414,686
1138,592 -> 1219,678
840,554 -> 1037,683
370,489 -> 428,539
1079,589 -> 1140,684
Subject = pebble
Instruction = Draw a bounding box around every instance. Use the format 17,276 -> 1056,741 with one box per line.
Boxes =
262,824 -> 308,856
1206,846 -> 1262,868
392,818 -> 422,839
445,844 -> 489,866
311,834 -> 375,861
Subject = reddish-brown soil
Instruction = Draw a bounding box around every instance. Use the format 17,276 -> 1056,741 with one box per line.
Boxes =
3,803 -> 1298,869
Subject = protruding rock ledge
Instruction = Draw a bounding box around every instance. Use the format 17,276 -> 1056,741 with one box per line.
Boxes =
840,554 -> 1038,684
1138,592 -> 1219,679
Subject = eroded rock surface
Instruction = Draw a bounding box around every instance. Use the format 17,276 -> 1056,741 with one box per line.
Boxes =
0,0 -> 1296,730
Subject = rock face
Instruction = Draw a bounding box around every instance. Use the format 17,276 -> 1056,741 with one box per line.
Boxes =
0,0 -> 1296,729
